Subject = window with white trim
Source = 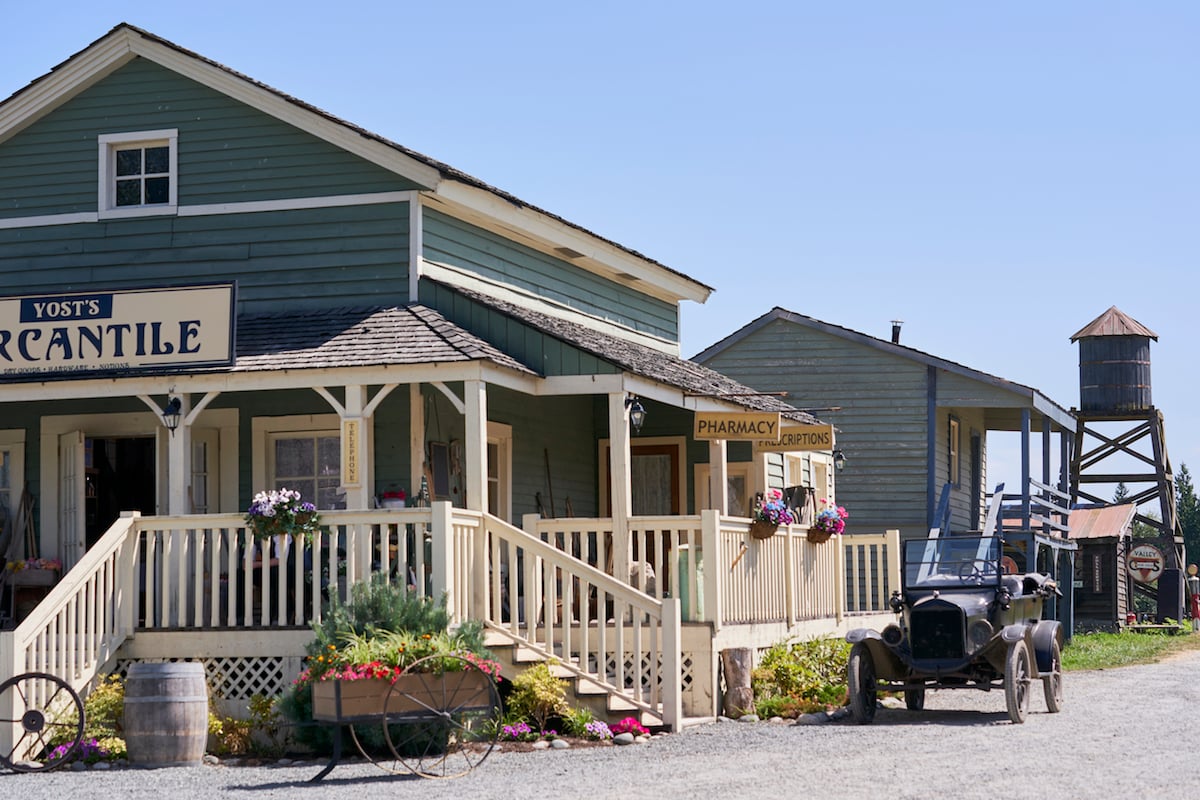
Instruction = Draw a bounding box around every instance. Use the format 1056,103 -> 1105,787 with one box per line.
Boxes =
0,431 -> 25,532
98,130 -> 178,218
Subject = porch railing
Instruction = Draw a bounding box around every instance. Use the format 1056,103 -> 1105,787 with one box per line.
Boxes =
843,529 -> 902,614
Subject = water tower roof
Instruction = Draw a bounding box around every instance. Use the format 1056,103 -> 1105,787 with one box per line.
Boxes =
1070,306 -> 1158,342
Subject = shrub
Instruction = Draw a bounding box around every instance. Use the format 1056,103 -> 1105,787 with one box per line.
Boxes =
48,673 -> 126,762
506,661 -> 569,732
751,637 -> 851,717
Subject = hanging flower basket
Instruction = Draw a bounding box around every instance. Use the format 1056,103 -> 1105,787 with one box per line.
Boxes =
749,520 -> 778,540
806,529 -> 833,544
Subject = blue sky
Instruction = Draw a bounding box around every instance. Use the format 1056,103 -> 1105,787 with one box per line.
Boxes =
2,2 -> 1196,496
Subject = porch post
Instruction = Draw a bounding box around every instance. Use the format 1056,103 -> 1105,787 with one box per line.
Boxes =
608,393 -> 633,586
708,440 -> 728,514
430,501 -> 457,619
342,386 -> 371,510
410,384 -> 425,502
661,597 -> 683,732
167,394 -> 192,514
700,509 -> 723,633
464,380 -> 488,513
1021,408 -> 1032,529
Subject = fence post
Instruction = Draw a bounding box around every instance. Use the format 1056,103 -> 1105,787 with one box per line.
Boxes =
661,597 -> 683,732
835,528 -> 847,624
700,510 -> 722,634
886,529 -> 902,599
430,502 -> 456,620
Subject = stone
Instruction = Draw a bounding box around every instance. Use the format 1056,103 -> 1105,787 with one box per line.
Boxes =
94,761 -> 111,770
532,740 -> 551,750
769,716 -> 786,723
550,738 -> 571,749
737,713 -> 760,723
276,758 -> 293,766
203,755 -> 221,766
70,761 -> 87,771
613,732 -> 636,745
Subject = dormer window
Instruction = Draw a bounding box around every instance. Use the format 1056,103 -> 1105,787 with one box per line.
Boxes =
98,130 -> 178,218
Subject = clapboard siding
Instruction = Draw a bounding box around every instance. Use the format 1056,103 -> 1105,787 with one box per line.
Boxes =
0,203 -> 410,310
422,281 -> 620,377
423,209 -> 678,342
699,318 -> 929,530
0,58 -> 421,218
934,405 -> 987,530
937,370 -> 1029,409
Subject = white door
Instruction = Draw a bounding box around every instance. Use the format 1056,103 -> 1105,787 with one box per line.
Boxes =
58,430 -> 85,568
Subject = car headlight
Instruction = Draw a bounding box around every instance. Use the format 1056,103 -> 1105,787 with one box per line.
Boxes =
968,620 -> 993,650
882,624 -> 904,646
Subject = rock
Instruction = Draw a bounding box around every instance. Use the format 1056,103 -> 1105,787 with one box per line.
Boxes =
737,713 -> 760,723
203,755 -> 221,766
716,715 -> 735,723
550,738 -> 570,749
70,761 -> 87,771
769,716 -> 786,724
794,712 -> 829,725
532,740 -> 551,750
276,758 -> 293,766
635,735 -> 650,744
94,761 -> 111,770
613,732 -> 636,745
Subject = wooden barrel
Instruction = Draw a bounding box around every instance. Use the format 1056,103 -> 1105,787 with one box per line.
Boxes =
123,662 -> 209,767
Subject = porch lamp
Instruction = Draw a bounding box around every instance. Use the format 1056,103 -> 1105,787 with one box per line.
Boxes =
161,396 -> 182,436
832,449 -> 847,471
626,396 -> 646,434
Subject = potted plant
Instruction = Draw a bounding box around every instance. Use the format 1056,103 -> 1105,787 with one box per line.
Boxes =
244,488 -> 321,556
809,499 -> 848,543
750,489 -> 796,540
6,557 -> 63,587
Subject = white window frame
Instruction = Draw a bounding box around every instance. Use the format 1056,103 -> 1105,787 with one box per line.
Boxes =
97,129 -> 178,219
693,461 -> 754,517
252,415 -> 344,509
0,429 -> 26,526
487,422 -> 513,523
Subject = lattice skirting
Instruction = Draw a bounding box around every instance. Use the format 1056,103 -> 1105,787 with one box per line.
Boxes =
113,655 -> 305,718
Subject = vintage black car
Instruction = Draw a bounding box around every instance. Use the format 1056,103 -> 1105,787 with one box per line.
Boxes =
845,535 -> 1063,724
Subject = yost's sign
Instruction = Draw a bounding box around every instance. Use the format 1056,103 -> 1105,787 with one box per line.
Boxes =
0,283 -> 235,379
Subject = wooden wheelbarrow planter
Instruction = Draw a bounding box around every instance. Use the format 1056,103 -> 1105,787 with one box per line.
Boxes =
309,655 -> 501,781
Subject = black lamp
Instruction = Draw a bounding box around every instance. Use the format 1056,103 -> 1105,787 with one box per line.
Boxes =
162,396 -> 182,436
833,449 -> 847,471
626,396 -> 646,434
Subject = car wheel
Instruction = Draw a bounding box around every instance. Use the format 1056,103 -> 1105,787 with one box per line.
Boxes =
1004,639 -> 1031,724
905,687 -> 925,711
1042,638 -> 1063,713
847,642 -> 877,724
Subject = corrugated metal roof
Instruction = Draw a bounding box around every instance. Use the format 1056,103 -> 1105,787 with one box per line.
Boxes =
1070,306 -> 1158,342
1067,503 -> 1137,539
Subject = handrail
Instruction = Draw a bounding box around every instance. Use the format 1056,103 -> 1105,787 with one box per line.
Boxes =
476,512 -> 678,728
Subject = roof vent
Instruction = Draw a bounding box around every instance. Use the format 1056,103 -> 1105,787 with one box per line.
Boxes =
554,246 -> 586,260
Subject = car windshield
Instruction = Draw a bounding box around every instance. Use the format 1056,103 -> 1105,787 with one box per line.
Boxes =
903,536 -> 1002,589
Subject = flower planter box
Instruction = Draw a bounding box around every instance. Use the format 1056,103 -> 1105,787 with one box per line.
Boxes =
311,671 -> 493,723
8,568 -> 58,587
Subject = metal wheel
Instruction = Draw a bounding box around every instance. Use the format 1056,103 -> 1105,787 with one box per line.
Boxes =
0,672 -> 85,772
1042,638 -> 1063,713
1004,639 -> 1031,724
381,655 -> 501,778
847,643 -> 877,724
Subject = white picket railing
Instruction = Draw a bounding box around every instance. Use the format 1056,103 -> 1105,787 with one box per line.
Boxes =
843,529 -> 902,614
473,511 -> 681,728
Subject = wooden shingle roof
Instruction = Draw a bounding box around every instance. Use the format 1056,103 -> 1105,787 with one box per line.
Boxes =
1070,306 -> 1158,342
234,305 -> 534,374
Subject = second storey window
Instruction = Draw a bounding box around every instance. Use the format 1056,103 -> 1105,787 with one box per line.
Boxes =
98,130 -> 178,218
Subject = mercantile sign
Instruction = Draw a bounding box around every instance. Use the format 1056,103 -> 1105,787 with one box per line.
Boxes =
0,282 -> 236,379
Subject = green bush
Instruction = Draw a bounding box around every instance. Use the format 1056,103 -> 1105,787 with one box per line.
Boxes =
751,637 -> 851,717
507,661 -> 569,732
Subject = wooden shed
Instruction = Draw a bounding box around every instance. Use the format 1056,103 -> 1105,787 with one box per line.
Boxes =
1069,504 -> 1136,631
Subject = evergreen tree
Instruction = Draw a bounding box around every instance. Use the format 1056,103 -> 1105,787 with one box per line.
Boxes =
1114,482 -> 1130,503
1177,464 -> 1200,567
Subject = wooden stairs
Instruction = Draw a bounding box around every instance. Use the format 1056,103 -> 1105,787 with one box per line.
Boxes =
483,629 -> 661,728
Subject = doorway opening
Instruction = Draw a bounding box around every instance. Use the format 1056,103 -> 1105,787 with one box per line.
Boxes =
85,437 -> 156,548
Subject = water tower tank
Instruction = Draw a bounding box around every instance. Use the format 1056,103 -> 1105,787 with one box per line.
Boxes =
1070,306 -> 1157,414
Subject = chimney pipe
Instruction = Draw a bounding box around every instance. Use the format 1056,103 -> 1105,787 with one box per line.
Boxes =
891,319 -> 903,344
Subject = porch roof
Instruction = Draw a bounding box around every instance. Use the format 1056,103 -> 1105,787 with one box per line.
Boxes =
233,305 -> 536,375
442,282 -> 818,422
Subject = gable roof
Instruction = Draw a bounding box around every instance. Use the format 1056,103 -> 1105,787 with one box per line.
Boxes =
0,23 -> 711,305
440,283 -> 817,422
1070,306 -> 1158,342
695,306 -> 1075,430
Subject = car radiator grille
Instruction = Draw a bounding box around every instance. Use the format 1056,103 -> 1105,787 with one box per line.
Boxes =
910,606 -> 965,660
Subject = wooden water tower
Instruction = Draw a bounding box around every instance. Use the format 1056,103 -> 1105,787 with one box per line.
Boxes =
1068,306 -> 1185,622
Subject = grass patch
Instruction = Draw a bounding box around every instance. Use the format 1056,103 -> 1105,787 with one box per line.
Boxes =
1064,629 -> 1200,671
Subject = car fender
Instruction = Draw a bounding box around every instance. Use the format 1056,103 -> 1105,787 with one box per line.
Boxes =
999,623 -> 1031,644
1031,620 -> 1063,674
846,628 -> 882,645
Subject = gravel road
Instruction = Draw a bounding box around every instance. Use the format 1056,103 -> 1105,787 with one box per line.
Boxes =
5,648 -> 1200,800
